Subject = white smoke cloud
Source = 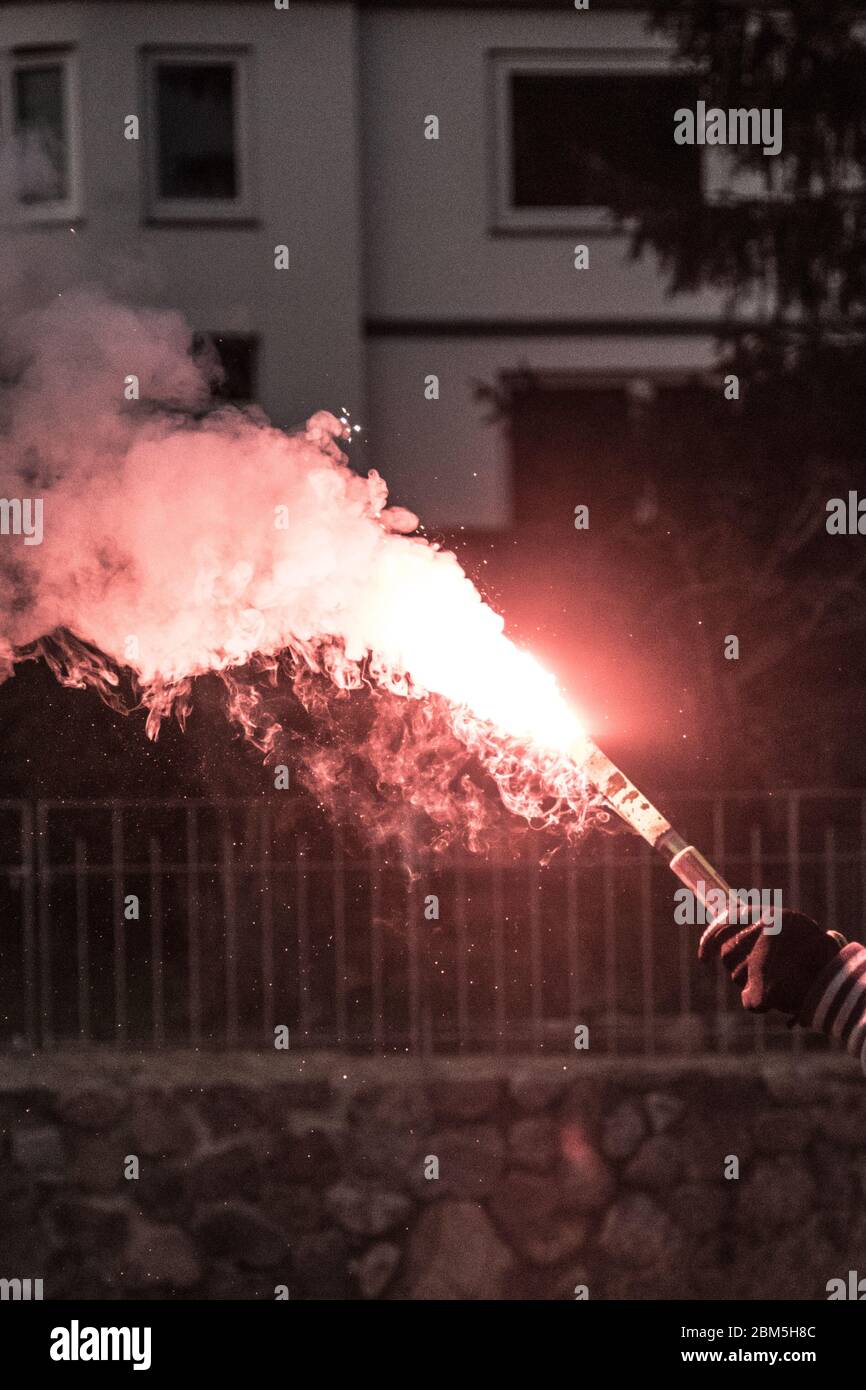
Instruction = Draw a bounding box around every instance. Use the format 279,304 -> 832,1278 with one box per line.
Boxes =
0,288 -> 581,761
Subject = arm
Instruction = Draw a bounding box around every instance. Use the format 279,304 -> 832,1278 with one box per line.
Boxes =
798,941 -> 866,1072
699,908 -> 866,1073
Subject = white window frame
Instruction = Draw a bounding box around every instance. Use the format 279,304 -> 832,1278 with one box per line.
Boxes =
0,46 -> 82,223
489,46 -> 718,235
142,47 -> 254,223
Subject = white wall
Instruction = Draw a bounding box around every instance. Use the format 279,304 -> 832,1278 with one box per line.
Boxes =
359,6 -> 722,323
1,2 -> 366,430
367,333 -> 719,529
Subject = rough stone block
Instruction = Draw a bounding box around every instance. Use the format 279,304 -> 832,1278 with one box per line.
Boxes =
123,1218 -> 202,1291
599,1193 -> 681,1268
56,1087 -> 127,1131
508,1116 -> 557,1171
12,1124 -> 65,1178
425,1125 -> 504,1199
602,1100 -> 646,1161
406,1201 -> 513,1299
351,1241 -> 401,1299
428,1078 -> 503,1122
325,1182 -> 412,1237
625,1135 -> 683,1189
194,1202 -> 287,1269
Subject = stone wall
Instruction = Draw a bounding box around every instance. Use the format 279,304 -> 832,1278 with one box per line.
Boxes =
2,1051 -> 865,1300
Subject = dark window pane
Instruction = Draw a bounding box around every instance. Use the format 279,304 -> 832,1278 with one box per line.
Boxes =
156,63 -> 237,200
193,333 -> 257,403
510,382 -> 630,530
14,64 -> 67,202
511,73 -> 700,209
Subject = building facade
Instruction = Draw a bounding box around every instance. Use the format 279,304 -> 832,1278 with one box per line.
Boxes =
0,1 -> 727,529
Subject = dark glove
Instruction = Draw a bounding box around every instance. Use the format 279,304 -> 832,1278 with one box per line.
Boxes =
698,908 -> 842,1018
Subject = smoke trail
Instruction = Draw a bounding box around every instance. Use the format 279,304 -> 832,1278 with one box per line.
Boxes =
0,289 -> 603,845
288,671 -> 601,856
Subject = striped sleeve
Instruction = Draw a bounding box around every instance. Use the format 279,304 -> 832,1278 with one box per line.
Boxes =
798,943 -> 866,1072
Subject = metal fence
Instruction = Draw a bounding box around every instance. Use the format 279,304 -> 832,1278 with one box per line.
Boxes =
1,792 -> 864,1055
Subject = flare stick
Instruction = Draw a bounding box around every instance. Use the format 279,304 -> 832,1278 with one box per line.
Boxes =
574,737 -> 731,909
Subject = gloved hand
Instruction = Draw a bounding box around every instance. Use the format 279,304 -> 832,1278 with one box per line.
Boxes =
698,908 -> 842,1019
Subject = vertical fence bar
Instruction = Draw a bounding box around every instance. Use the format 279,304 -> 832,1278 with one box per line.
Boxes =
296,836 -> 312,1044
221,823 -> 238,1048
750,824 -> 765,1055
641,848 -> 654,1055
712,799 -> 728,1054
492,863 -> 506,1054
75,838 -> 91,1042
149,837 -> 164,1048
529,865 -> 543,1050
603,838 -> 617,1055
567,865 -> 579,1033
36,803 -> 52,1048
788,795 -> 802,1057
21,804 -> 36,1048
111,809 -> 126,1045
260,805 -> 274,1041
369,850 -> 383,1053
186,806 -> 201,1048
454,865 -> 469,1053
825,824 -> 837,938
333,831 -> 347,1047
407,860 -> 421,1055
244,803 -> 258,1035
422,923 -> 434,1055
677,848 -> 691,1022
787,794 -> 802,907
